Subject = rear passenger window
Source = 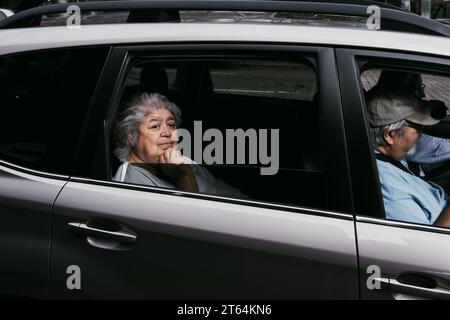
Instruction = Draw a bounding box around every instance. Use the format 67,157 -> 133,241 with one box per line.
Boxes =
0,47 -> 109,175
108,57 -> 336,211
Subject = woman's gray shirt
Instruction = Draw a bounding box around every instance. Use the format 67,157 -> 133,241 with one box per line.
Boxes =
113,160 -> 246,199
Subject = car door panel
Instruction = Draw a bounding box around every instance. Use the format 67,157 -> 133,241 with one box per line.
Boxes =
337,48 -> 450,300
357,220 -> 450,299
0,163 -> 65,298
50,180 -> 358,299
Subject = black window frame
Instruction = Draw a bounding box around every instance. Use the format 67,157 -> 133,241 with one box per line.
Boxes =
73,43 -> 353,217
336,47 -> 450,226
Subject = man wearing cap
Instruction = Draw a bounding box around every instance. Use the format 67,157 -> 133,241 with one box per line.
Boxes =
367,70 -> 450,177
368,88 -> 450,227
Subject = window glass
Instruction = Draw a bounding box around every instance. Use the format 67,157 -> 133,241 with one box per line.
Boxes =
0,47 -> 109,174
123,64 -> 178,97
360,65 -> 450,228
110,57 -> 330,210
210,60 -> 317,101
362,68 -> 450,114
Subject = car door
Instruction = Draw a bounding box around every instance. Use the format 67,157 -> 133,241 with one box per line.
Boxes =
0,164 -> 63,299
337,48 -> 450,299
50,44 -> 359,299
0,46 -> 109,298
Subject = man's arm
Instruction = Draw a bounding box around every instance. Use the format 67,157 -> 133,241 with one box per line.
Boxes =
434,205 -> 450,228
384,199 -> 434,225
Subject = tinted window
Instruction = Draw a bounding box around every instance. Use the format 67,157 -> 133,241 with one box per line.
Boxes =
210,60 -> 317,101
360,64 -> 450,228
361,68 -> 450,114
109,57 -> 331,211
0,47 -> 109,174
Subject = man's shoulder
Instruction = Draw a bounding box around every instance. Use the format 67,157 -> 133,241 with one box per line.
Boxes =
376,158 -> 407,177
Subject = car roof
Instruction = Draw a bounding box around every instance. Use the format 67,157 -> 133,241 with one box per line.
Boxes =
0,23 -> 449,57
3,1 -> 450,36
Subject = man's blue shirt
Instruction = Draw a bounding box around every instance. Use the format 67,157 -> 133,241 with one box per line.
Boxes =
376,151 -> 448,225
407,134 -> 450,164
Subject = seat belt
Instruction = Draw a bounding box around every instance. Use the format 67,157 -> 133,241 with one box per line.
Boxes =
375,153 -> 418,177
406,161 -> 422,177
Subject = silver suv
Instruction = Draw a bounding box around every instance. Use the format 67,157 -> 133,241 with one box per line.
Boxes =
0,0 -> 450,299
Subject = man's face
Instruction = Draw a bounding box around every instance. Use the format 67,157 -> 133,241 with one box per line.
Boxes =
388,121 -> 423,161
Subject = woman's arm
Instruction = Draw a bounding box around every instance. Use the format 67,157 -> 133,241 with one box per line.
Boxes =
159,148 -> 199,193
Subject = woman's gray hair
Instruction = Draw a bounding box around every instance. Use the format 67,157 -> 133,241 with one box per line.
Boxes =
370,120 -> 407,147
114,92 -> 182,163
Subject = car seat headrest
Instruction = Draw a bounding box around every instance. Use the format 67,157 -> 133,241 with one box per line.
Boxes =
140,63 -> 169,96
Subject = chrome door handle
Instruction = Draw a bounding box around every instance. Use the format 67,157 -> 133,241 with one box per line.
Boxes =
68,221 -> 137,244
378,277 -> 450,300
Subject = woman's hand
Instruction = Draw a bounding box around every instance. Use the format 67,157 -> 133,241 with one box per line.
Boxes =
159,148 -> 189,177
159,148 -> 198,192
159,147 -> 185,165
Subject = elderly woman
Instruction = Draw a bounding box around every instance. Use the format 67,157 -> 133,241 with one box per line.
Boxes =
113,92 -> 245,198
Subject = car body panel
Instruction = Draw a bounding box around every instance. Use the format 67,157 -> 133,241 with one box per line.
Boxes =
0,24 -> 449,56
51,180 -> 358,299
0,162 -> 66,298
357,219 -> 450,299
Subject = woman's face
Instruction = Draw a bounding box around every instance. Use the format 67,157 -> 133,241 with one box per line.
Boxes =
129,107 -> 178,163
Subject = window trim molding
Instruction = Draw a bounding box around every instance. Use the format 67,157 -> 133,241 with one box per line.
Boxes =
357,215 -> 450,236
0,159 -> 69,180
69,175 -> 354,221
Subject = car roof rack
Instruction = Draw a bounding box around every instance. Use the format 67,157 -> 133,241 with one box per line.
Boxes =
0,0 -> 449,37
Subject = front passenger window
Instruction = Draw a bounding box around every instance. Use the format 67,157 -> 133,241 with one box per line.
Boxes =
360,66 -> 450,228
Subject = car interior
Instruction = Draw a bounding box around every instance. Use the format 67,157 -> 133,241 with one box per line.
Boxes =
109,57 -> 329,209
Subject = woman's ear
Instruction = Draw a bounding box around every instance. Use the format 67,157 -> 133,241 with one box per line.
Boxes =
383,129 -> 395,146
128,133 -> 134,147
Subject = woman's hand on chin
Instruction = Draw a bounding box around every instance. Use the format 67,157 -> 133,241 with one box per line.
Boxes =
159,148 -> 198,192
159,148 -> 196,183
159,147 -> 186,165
